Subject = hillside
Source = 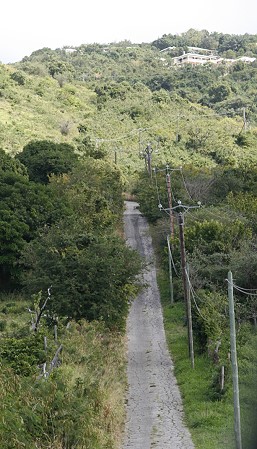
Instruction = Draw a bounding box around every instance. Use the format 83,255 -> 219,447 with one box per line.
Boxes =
0,28 -> 257,449
1,28 -> 257,174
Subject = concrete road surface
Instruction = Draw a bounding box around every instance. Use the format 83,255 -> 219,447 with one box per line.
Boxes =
121,201 -> 195,449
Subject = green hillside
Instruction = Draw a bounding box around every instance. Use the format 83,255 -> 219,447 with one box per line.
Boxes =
1,28 -> 257,172
0,28 -> 257,449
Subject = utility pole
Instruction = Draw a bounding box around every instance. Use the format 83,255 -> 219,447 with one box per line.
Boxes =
186,262 -> 194,369
176,114 -> 180,142
138,128 -> 142,156
145,144 -> 153,178
155,165 -> 181,236
158,200 -> 200,368
166,165 -> 174,238
243,107 -> 247,132
228,270 -> 242,449
167,235 -> 174,304
178,212 -> 194,368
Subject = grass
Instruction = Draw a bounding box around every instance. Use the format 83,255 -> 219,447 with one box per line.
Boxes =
155,264 -> 257,449
0,293 -> 127,449
156,269 -> 236,449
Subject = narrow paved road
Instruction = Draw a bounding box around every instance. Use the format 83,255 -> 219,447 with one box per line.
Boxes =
122,201 -> 195,449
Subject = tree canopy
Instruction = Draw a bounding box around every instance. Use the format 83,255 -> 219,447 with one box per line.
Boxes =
15,140 -> 79,183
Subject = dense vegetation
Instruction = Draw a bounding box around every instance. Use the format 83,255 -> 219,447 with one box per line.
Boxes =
135,155 -> 257,448
0,28 -> 257,448
0,143 -> 140,448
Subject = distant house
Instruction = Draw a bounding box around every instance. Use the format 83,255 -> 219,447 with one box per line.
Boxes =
172,47 -> 256,66
173,51 -> 221,65
64,48 -> 76,54
236,56 -> 256,63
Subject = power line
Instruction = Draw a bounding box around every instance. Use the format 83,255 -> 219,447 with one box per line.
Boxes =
153,167 -> 162,206
169,244 -> 179,277
93,108 -> 242,146
95,127 -> 147,143
226,279 -> 257,296
185,268 -> 209,322
180,168 -> 194,201
233,284 -> 257,292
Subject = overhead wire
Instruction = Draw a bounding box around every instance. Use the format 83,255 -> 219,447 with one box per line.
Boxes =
180,168 -> 194,201
170,251 -> 179,276
232,285 -> 257,297
154,168 -> 162,208
226,279 -> 257,296
185,268 -> 209,322
167,240 -> 179,277
183,209 -> 203,222
233,285 -> 257,292
170,182 -> 177,203
93,108 -> 240,146
95,127 -> 146,143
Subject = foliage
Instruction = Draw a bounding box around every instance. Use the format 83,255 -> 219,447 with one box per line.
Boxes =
10,70 -> 26,86
0,308 -> 127,449
0,148 -> 27,176
211,165 -> 257,200
15,140 -> 79,183
132,171 -> 163,222
230,240 -> 257,290
0,28 -> 257,448
184,219 -> 250,254
13,154 -> 142,329
0,332 -> 46,375
227,191 -> 257,232
22,228 -> 141,329
0,151 -> 73,287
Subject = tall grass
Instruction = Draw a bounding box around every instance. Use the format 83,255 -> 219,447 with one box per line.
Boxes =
0,298 -> 127,449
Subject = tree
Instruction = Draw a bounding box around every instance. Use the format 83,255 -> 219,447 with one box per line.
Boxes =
21,229 -> 141,329
0,208 -> 29,287
10,71 -> 26,86
230,240 -> 257,290
0,148 -> 27,176
0,149 -> 74,287
15,140 -> 79,184
208,83 -> 231,104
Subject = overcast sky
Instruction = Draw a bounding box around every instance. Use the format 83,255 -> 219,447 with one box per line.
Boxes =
1,0 -> 257,63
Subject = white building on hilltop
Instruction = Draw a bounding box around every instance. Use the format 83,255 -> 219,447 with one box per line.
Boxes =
173,51 -> 221,65
171,46 -> 256,66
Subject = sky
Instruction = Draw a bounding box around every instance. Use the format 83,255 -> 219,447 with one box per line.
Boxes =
1,0 -> 257,63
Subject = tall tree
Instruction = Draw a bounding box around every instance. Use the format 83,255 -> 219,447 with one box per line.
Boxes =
15,140 -> 79,184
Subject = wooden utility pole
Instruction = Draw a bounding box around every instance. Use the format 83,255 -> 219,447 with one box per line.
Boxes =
145,144 -> 153,177
228,271 -> 242,449
178,212 -> 194,368
166,166 -> 174,238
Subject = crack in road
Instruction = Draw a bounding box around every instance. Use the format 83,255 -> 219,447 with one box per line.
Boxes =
121,201 -> 195,449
